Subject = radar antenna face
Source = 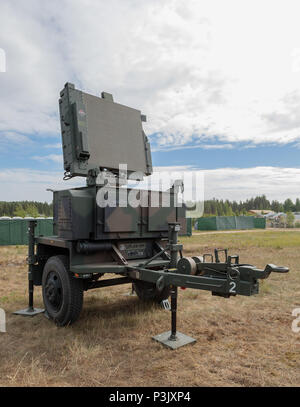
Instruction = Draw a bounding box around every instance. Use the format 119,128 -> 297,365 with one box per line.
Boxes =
59,83 -> 152,180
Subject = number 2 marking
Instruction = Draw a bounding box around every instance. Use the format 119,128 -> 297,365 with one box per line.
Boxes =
229,281 -> 236,293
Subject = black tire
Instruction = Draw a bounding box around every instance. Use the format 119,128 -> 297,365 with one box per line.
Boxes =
42,255 -> 83,326
133,280 -> 171,303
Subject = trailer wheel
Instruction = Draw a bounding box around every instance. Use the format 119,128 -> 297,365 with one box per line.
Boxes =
133,281 -> 171,303
42,255 -> 83,326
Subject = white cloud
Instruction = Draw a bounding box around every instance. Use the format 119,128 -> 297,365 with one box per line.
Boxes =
0,169 -> 84,201
33,154 -> 62,164
0,166 -> 300,203
44,143 -> 62,149
203,166 -> 300,202
200,144 -> 234,150
151,143 -> 234,152
153,165 -> 300,203
0,132 -> 31,144
1,0 -> 300,148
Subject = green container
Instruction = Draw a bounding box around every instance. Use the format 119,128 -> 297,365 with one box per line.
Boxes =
36,219 -> 54,237
197,216 -> 255,231
0,218 -> 54,245
216,216 -> 237,230
197,217 -> 218,230
253,217 -> 266,229
0,221 -> 10,245
235,216 -> 254,230
10,220 -> 24,245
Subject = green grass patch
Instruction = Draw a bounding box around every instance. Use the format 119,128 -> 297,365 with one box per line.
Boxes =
180,231 -> 300,249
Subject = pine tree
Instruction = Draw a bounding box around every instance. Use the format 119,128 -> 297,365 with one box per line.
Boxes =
13,204 -> 26,217
284,199 -> 294,213
286,212 -> 295,228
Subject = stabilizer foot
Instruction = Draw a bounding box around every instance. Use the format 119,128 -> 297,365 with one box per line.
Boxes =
122,291 -> 136,297
152,331 -> 196,350
13,307 -> 44,317
122,283 -> 136,296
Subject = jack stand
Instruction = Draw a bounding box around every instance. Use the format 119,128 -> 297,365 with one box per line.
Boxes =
123,283 -> 136,297
13,281 -> 44,317
14,220 -> 44,317
153,285 -> 196,349
153,223 -> 196,349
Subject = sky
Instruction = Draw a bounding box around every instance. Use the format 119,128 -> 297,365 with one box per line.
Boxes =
1,0 -> 300,203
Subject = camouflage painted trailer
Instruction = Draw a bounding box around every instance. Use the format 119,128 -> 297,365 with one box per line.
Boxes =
15,83 -> 289,349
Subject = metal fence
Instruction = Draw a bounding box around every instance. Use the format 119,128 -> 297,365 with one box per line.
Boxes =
196,216 -> 266,231
0,218 -> 53,245
0,217 -> 192,244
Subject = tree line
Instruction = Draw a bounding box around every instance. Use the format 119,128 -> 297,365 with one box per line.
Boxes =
0,195 -> 299,218
0,201 -> 53,218
204,195 -> 300,216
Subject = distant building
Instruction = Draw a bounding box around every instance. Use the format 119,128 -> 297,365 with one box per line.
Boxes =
267,212 -> 300,227
249,210 -> 275,218
293,213 -> 300,224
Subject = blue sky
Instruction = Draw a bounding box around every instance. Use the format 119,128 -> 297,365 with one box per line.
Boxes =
152,142 -> 300,170
1,0 -> 300,202
1,135 -> 299,171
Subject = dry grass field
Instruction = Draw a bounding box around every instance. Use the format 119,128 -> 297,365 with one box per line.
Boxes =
0,230 -> 300,387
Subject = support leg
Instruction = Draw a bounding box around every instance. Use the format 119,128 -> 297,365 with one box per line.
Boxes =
152,223 -> 196,349
169,286 -> 178,341
122,283 -> 136,297
14,220 -> 44,317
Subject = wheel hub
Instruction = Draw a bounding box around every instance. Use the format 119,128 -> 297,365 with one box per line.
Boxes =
45,272 -> 62,310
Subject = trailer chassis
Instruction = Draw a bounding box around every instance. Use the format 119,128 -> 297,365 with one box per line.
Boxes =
14,221 -> 289,349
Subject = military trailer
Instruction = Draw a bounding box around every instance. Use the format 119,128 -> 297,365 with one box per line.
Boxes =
15,83 -> 289,348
